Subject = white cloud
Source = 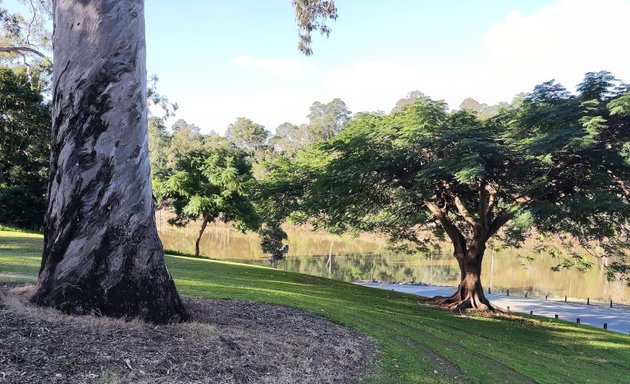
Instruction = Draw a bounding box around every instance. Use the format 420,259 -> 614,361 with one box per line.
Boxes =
325,60 -> 451,113
232,56 -> 317,78
167,91 -> 320,135
175,0 -> 630,134
480,0 -> 630,97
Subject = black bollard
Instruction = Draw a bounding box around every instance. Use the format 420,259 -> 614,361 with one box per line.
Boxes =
604,323 -> 608,330
555,314 -> 558,319
577,318 -> 580,324
565,295 -> 567,303
587,298 -> 590,305
530,310 -> 533,315
610,300 -> 613,308
488,287 -> 491,294
506,289 -> 510,296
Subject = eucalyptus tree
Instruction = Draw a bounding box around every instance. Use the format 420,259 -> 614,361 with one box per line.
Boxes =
303,73 -> 629,310
30,0 -> 336,323
30,0 -> 188,323
307,98 -> 351,141
226,117 -> 269,150
270,122 -> 305,156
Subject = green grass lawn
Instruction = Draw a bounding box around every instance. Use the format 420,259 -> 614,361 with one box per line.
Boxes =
1,229 -> 629,383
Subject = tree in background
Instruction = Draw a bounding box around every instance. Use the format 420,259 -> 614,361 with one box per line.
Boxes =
0,66 -> 50,228
226,117 -> 270,150
259,224 -> 288,267
458,98 -> 497,120
270,122 -> 307,156
292,0 -> 338,55
301,72 -> 629,310
162,138 -> 259,258
391,90 -> 426,114
306,98 -> 351,141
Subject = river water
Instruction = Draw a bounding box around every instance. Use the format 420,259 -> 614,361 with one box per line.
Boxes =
157,219 -> 629,304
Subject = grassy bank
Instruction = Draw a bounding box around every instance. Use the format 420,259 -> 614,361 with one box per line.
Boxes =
1,229 -> 629,383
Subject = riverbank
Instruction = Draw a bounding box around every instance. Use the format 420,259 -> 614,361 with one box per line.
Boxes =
2,229 -> 630,383
359,282 -> 630,334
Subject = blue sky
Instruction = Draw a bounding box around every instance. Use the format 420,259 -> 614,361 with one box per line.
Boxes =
144,0 -> 630,134
6,0 -> 630,134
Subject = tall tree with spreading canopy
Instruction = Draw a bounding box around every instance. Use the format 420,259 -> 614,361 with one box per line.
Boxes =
301,72 -> 629,310
31,0 -> 337,322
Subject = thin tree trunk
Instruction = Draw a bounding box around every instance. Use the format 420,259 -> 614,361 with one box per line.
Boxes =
31,0 -> 188,324
195,216 -> 210,258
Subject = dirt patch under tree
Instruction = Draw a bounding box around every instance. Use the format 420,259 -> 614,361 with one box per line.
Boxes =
0,284 -> 378,384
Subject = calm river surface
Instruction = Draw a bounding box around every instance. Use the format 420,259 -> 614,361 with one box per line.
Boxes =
157,219 -> 629,304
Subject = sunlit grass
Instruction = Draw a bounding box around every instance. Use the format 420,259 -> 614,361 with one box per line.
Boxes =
1,229 -> 629,383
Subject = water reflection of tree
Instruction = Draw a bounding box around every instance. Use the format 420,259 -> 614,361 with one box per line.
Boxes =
280,253 -> 459,284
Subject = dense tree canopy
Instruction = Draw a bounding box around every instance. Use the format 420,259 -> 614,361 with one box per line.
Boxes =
294,72 -> 629,309
0,66 -> 50,228
226,117 -> 269,150
161,138 -> 259,257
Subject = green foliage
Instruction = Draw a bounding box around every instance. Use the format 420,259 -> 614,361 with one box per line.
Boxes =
0,66 -> 50,229
269,98 -> 350,156
225,117 -> 269,150
162,138 -> 259,232
147,117 -> 170,178
0,0 -> 51,66
269,122 -> 308,156
458,97 -> 498,120
259,223 -> 288,265
295,72 -> 629,284
306,98 -> 351,141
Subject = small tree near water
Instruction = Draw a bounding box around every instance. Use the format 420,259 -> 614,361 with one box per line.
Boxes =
161,140 -> 259,258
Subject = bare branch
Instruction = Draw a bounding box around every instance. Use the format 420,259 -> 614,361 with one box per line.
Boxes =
0,45 -> 46,57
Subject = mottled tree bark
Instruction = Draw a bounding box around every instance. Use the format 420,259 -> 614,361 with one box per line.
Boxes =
31,0 -> 188,323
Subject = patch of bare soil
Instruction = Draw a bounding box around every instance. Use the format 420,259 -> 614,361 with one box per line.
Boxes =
0,284 -> 377,384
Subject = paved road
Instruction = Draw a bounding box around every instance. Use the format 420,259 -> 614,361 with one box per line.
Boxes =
359,282 -> 630,335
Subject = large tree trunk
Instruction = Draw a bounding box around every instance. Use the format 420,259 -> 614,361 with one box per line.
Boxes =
31,0 -> 188,324
432,243 -> 495,311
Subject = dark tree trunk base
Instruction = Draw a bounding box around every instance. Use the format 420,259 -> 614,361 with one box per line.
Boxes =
429,290 -> 496,312
429,271 -> 496,312
31,266 -> 190,324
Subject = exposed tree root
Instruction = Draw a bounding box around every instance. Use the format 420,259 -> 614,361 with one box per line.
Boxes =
429,290 -> 497,312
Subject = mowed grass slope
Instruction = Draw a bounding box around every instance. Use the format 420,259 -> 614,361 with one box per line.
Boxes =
1,229 -> 629,384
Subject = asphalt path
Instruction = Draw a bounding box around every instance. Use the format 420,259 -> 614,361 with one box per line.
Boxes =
359,282 -> 630,334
